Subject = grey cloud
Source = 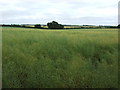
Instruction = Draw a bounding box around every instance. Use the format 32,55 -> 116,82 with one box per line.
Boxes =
2,10 -> 32,19
1,16 -> 117,25
0,0 -> 118,25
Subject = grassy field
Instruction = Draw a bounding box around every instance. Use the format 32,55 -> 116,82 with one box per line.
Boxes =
2,27 -> 118,88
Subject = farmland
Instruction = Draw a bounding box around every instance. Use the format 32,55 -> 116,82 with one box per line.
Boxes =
2,27 -> 118,88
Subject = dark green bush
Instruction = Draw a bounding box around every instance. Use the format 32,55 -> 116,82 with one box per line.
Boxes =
47,21 -> 64,29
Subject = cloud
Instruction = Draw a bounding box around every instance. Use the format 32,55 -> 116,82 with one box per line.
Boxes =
0,0 -> 119,25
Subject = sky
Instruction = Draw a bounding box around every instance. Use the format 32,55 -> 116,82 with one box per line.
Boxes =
0,0 -> 119,25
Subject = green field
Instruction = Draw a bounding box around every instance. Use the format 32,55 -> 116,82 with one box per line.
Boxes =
2,27 -> 118,88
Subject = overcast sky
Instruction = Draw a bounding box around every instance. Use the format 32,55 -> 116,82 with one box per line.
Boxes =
0,0 -> 119,25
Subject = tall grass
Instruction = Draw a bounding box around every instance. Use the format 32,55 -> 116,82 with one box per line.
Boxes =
2,27 -> 118,88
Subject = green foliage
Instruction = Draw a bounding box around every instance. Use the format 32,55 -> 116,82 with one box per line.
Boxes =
47,21 -> 64,29
34,24 -> 41,28
2,27 -> 118,88
118,24 -> 120,28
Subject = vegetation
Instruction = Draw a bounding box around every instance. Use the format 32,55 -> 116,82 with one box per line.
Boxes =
2,27 -> 118,88
118,24 -> 120,28
34,24 -> 42,28
1,23 -> 118,29
1,24 -> 21,27
47,21 -> 64,29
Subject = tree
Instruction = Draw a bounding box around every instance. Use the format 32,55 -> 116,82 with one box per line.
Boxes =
34,24 -> 41,28
47,21 -> 64,29
118,24 -> 120,28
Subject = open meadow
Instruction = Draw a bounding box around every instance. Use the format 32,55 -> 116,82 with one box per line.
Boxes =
2,27 -> 118,88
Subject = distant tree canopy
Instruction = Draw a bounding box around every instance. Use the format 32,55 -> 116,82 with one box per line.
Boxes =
34,24 -> 41,28
118,24 -> 120,28
47,21 -> 64,29
2,24 -> 21,27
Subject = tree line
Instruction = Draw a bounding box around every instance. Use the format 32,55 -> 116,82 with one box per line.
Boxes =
1,21 -> 119,29
1,21 -> 64,29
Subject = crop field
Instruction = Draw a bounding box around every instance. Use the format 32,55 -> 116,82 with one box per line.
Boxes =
2,27 -> 118,88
